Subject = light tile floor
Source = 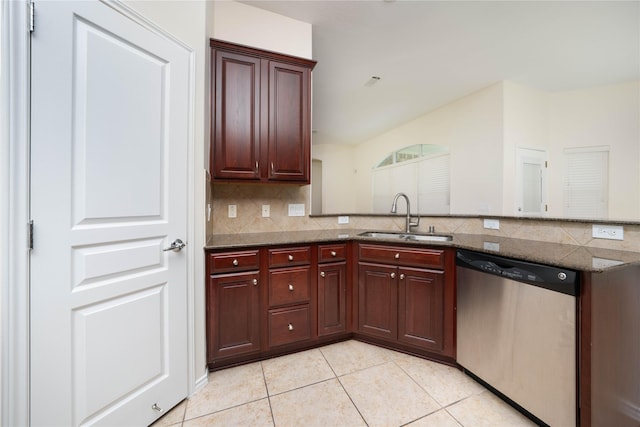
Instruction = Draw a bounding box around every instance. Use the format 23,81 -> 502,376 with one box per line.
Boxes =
152,340 -> 536,427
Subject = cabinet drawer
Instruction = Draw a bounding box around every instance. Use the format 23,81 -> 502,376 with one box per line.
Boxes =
268,305 -> 311,347
269,267 -> 311,307
358,244 -> 444,269
318,243 -> 347,263
208,250 -> 260,274
268,246 -> 311,268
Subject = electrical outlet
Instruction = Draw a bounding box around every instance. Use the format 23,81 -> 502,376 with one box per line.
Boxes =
483,242 -> 500,252
483,219 -> 500,230
592,225 -> 623,240
228,204 -> 237,218
288,204 -> 305,217
338,216 -> 349,224
261,205 -> 270,218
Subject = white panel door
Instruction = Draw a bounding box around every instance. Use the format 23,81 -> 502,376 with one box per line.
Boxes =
30,2 -> 190,425
516,148 -> 548,216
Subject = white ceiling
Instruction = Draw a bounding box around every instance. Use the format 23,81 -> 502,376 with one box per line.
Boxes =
241,1 -> 640,145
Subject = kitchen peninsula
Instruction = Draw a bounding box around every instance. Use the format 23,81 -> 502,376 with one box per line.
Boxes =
205,224 -> 640,426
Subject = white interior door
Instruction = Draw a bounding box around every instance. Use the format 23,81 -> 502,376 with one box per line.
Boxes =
30,2 -> 190,425
516,148 -> 547,216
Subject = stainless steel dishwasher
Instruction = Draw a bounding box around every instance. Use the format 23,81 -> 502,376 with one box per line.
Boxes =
456,249 -> 579,427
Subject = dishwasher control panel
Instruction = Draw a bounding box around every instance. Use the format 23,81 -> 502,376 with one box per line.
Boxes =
456,249 -> 578,296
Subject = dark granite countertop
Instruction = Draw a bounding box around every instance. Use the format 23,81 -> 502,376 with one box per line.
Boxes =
205,229 -> 640,273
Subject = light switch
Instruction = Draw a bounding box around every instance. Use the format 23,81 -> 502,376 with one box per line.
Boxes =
288,204 -> 305,217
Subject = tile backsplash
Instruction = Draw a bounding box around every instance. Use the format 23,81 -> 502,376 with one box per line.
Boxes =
208,183 -> 640,252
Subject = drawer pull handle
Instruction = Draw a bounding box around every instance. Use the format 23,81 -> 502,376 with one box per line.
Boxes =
288,323 -> 294,331
394,253 -> 400,259
151,403 -> 163,412
252,279 -> 258,286
232,259 -> 239,266
390,272 -> 396,279
288,284 -> 294,291
288,254 -> 294,261
320,271 -> 325,278
400,273 -> 405,280
255,161 -> 259,174
331,251 -> 337,257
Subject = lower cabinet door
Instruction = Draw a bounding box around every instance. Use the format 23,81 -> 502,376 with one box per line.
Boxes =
397,267 -> 445,352
358,262 -> 397,340
207,272 -> 261,362
318,262 -> 347,337
268,305 -> 311,347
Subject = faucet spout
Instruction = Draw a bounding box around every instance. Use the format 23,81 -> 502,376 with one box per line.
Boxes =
390,192 -> 420,233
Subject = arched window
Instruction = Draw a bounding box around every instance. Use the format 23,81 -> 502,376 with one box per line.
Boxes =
372,144 -> 450,214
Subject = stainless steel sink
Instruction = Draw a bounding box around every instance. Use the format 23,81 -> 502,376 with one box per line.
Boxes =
357,231 -> 453,242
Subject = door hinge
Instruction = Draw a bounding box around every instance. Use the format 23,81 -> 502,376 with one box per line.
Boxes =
545,160 -> 548,168
29,3 -> 35,33
28,220 -> 34,250
545,204 -> 548,212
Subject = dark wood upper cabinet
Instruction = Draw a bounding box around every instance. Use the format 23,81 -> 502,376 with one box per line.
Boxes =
210,39 -> 316,184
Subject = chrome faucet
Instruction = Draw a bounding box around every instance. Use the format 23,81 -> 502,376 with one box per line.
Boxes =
391,192 -> 420,233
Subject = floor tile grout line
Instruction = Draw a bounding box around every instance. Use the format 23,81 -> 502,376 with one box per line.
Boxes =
318,344 -> 370,427
178,341 -> 527,427
259,360 -> 277,427
391,357 -> 446,411
180,396 -> 272,424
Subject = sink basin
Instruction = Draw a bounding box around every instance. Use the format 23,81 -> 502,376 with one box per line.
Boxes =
405,233 -> 453,242
357,231 -> 453,242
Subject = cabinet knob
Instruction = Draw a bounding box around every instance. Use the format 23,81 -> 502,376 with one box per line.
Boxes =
288,254 -> 294,261
390,272 -> 396,279
330,251 -> 337,257
320,271 -> 325,278
232,259 -> 239,266
394,253 -> 400,259
400,273 -> 405,280
252,279 -> 258,286
288,323 -> 294,331
288,284 -> 294,291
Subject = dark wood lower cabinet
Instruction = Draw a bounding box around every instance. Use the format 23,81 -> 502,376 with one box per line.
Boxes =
358,263 -> 397,340
318,262 -> 347,337
356,243 -> 455,360
207,272 -> 260,362
206,241 -> 455,370
398,267 -> 445,352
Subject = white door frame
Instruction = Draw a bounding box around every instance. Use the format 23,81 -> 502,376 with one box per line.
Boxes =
0,2 -> 198,425
1,1 -> 31,426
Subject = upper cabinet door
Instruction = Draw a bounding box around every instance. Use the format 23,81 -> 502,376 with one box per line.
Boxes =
212,49 -> 261,180
210,39 -> 316,184
267,61 -> 311,183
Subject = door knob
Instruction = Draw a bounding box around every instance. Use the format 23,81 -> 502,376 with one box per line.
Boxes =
163,239 -> 186,252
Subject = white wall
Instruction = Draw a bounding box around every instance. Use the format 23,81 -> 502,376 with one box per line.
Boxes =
212,1 -> 312,59
547,81 -> 640,219
351,82 -> 505,215
323,80 -> 639,220
502,81 -> 549,215
312,144 -> 357,213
